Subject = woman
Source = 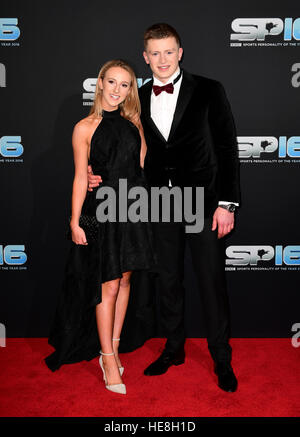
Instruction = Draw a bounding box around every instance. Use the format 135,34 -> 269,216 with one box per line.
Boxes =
45,60 -> 155,395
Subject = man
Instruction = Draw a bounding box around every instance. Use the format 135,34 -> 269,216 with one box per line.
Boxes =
89,23 -> 240,392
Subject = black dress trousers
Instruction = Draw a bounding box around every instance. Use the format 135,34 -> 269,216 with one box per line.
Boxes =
153,215 -> 232,363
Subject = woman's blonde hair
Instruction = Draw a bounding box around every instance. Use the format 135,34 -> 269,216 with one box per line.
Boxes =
89,59 -> 141,121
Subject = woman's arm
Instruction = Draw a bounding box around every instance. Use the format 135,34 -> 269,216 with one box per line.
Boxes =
70,121 -> 90,244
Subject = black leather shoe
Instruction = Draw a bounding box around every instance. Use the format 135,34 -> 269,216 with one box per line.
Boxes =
214,362 -> 238,392
144,349 -> 185,376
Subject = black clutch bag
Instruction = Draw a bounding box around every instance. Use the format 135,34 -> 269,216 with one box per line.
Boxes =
67,190 -> 99,243
67,214 -> 99,243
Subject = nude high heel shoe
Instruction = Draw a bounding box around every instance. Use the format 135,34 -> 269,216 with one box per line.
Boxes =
113,338 -> 124,376
99,351 -> 126,395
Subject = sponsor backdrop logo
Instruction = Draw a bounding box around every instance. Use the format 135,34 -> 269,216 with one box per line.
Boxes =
238,136 -> 300,164
82,77 -> 151,106
225,245 -> 300,271
0,18 -> 20,46
0,136 -> 24,163
230,18 -> 300,47
291,63 -> 300,88
0,245 -> 27,270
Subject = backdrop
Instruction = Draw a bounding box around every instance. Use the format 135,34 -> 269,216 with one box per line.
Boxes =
1,0 -> 299,339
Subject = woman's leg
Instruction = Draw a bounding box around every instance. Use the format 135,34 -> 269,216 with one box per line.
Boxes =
112,271 -> 132,366
96,277 -> 123,385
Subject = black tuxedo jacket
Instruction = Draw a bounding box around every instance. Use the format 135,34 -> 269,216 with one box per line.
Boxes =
139,70 -> 240,217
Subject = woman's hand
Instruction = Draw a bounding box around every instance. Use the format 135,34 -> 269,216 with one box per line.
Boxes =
70,223 -> 88,245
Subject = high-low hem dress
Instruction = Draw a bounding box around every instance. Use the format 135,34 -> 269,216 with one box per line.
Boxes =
45,108 -> 157,372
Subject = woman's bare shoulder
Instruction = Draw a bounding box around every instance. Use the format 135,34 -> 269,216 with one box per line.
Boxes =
73,115 -> 102,137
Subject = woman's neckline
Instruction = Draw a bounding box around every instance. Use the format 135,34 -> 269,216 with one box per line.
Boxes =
102,107 -> 121,118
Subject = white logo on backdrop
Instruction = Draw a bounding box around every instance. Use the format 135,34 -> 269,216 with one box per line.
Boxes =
238,136 -> 300,164
230,18 -> 300,47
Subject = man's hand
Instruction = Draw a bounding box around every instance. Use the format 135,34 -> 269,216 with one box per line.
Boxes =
212,207 -> 234,239
87,164 -> 102,191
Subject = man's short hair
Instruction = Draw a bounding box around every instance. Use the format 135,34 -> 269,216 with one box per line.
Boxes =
144,23 -> 181,49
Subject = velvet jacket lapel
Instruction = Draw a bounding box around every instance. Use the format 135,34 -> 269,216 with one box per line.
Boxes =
168,70 -> 197,142
140,79 -> 167,143
140,69 -> 197,144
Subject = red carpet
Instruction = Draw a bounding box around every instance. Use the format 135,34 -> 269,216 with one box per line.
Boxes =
0,338 -> 299,417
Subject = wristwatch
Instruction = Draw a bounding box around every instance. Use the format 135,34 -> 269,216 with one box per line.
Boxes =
219,204 -> 236,213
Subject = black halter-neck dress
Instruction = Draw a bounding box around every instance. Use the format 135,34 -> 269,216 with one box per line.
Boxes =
45,108 -> 157,371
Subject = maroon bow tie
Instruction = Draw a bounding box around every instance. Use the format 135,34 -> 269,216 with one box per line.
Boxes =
152,82 -> 174,96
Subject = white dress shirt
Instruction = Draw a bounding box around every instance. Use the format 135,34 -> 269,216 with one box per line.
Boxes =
151,67 -> 182,141
150,69 -> 238,207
